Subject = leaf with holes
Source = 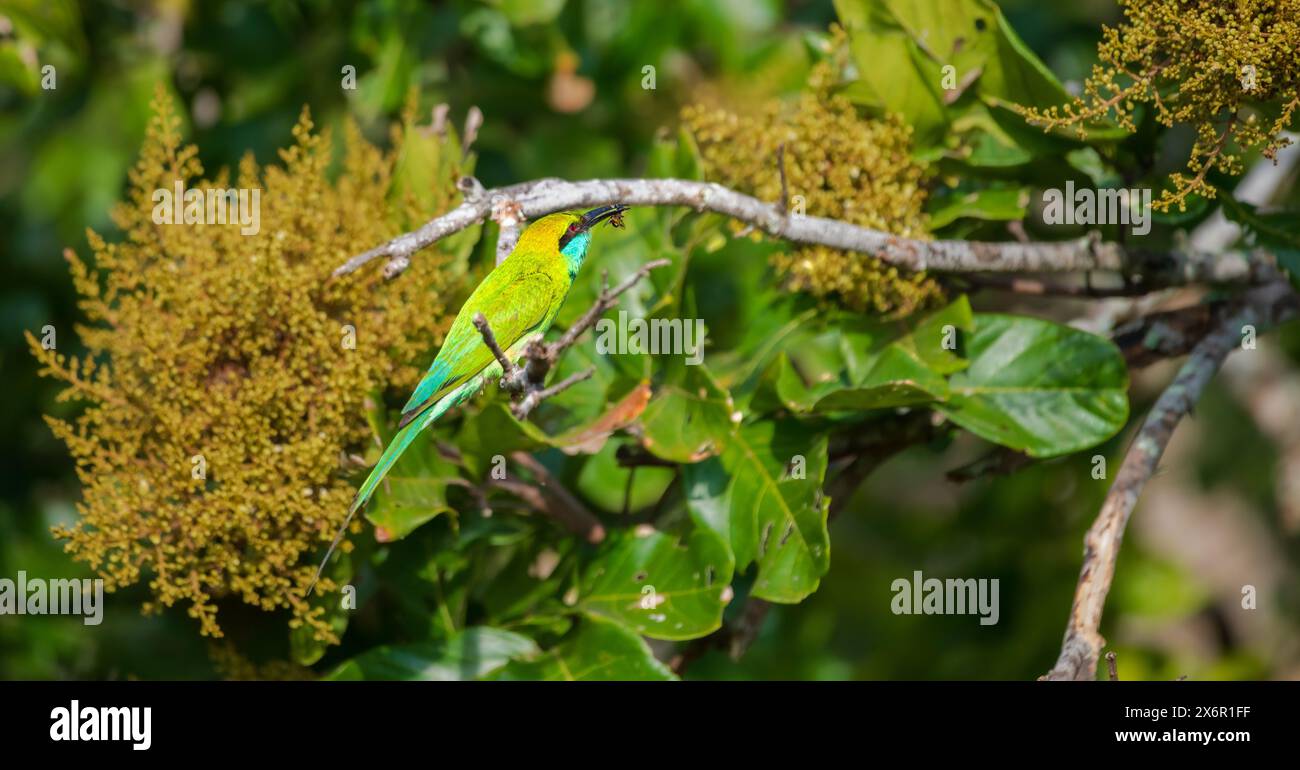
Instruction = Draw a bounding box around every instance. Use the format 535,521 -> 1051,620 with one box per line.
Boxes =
493,614 -> 676,681
578,527 -> 733,640
719,420 -> 830,603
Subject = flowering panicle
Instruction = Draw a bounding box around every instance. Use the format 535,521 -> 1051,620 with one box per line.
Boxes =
1022,0 -> 1300,211
682,27 -> 941,316
28,87 -> 470,643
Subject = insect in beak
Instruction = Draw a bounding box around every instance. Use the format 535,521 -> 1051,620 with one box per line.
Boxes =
580,204 -> 629,231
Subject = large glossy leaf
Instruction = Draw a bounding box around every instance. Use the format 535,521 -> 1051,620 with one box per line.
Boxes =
938,314 -> 1129,457
324,627 -> 538,680
760,348 -> 946,414
639,365 -> 736,462
716,420 -> 830,603
574,439 -> 676,514
493,615 -> 676,681
928,187 -> 1030,230
753,296 -> 972,415
578,527 -> 733,640
834,0 -> 1121,155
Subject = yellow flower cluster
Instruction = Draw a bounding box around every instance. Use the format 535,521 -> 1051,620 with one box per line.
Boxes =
1023,0 -> 1300,211
27,88 -> 468,642
682,32 -> 941,316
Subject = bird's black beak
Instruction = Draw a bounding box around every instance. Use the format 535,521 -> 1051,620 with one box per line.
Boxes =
580,204 -> 628,231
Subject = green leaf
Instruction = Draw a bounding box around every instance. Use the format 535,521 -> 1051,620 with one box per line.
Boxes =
455,401 -> 549,478
574,439 -> 675,514
647,127 -> 705,183
639,366 -> 737,462
683,456 -> 732,548
759,348 -> 946,414
938,314 -> 1129,457
889,294 -> 974,376
928,187 -> 1030,230
811,346 -> 949,410
978,4 -> 1073,111
324,627 -> 538,681
390,113 -> 453,223
836,2 -> 949,144
1276,249 -> 1300,291
835,0 -> 1122,155
1218,195 -> 1300,289
1218,194 -> 1300,249
494,615 -> 676,681
578,527 -> 733,640
719,420 -> 830,603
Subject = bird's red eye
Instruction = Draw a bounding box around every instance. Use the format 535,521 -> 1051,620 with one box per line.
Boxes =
567,223 -> 579,233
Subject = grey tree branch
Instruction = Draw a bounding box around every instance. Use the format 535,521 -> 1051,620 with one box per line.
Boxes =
1043,283 -> 1298,681
491,195 -> 524,266
333,177 -> 1274,285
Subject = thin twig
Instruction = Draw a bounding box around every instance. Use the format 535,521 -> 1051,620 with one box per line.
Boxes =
551,258 -> 672,354
511,367 -> 594,420
509,451 -> 606,544
1043,285 -> 1295,680
472,312 -> 517,381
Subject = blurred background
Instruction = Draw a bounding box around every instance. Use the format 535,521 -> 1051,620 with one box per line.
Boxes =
2,0 -> 1298,680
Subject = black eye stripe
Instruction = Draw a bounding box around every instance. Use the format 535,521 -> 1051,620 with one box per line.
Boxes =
559,222 -> 581,249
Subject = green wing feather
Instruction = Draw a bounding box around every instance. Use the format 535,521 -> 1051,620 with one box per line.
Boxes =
309,260 -> 567,593
308,214 -> 591,595
351,262 -> 564,512
398,267 -> 561,428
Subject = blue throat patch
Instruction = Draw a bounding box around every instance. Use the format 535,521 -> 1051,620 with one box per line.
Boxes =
559,230 -> 591,279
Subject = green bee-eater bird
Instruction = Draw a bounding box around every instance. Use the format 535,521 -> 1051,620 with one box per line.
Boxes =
309,204 -> 628,591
